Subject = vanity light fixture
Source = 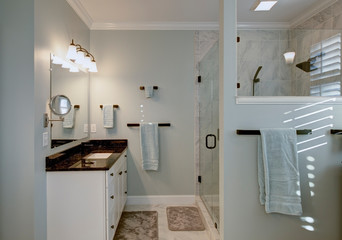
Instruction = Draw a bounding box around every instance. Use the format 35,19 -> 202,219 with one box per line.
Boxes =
66,39 -> 98,72
251,0 -> 278,11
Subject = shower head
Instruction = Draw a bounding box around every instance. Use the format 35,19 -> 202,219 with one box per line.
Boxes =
296,60 -> 317,72
252,66 -> 262,96
253,66 -> 262,81
296,52 -> 324,72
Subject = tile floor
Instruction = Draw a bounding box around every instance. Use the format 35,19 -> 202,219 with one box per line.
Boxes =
122,204 -> 211,240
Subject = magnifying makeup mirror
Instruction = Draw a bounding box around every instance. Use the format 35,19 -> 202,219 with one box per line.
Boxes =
49,95 -> 72,116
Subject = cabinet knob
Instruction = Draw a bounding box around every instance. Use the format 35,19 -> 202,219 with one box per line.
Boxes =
125,155 -> 127,157
111,225 -> 114,229
125,191 -> 127,194
124,170 -> 127,173
119,171 -> 122,175
110,173 -> 113,176
111,195 -> 114,199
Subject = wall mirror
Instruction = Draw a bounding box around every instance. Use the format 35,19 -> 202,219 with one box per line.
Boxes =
50,54 -> 89,148
237,0 -> 342,97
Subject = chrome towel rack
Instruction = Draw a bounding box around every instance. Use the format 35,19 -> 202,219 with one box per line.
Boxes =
236,129 -> 312,135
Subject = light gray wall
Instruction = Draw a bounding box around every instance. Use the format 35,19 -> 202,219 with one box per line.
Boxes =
0,1 -> 35,239
0,0 -> 89,239
221,0 -> 342,239
90,30 -> 195,196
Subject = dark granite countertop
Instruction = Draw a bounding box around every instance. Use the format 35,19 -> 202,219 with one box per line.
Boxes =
46,140 -> 127,172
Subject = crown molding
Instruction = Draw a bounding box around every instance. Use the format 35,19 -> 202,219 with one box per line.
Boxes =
90,22 -> 219,30
290,0 -> 338,28
237,22 -> 290,29
66,0 -> 93,29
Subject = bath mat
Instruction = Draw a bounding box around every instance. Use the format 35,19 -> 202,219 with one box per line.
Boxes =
166,206 -> 205,231
114,211 -> 158,240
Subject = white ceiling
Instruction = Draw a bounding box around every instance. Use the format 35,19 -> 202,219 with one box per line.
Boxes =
67,0 -> 337,30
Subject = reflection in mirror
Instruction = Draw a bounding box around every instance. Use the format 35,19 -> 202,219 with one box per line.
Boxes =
50,54 -> 89,148
49,95 -> 72,115
237,0 -> 342,97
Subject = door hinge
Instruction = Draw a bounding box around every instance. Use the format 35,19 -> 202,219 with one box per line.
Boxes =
198,175 -> 202,183
197,76 -> 201,83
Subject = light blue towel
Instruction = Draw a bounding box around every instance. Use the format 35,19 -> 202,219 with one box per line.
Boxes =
140,122 -> 159,171
258,128 -> 302,216
103,104 -> 114,128
145,86 -> 154,98
62,107 -> 74,128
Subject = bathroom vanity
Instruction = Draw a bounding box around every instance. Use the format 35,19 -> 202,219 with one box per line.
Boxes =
46,140 -> 127,240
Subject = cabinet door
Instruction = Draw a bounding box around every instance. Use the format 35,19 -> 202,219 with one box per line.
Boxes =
122,154 -> 127,210
113,169 -> 121,226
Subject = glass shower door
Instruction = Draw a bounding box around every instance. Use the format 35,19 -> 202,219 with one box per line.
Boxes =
199,41 -> 220,230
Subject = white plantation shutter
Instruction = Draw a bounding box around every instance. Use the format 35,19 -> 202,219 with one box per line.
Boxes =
310,34 -> 341,96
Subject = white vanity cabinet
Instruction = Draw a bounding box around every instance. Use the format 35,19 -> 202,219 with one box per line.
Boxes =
47,150 -> 127,240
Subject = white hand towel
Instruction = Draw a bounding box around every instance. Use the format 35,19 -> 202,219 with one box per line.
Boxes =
103,104 -> 114,128
140,122 -> 159,171
62,107 -> 74,128
258,128 -> 302,216
145,86 -> 154,98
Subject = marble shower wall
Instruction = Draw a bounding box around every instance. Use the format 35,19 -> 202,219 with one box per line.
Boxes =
237,29 -> 292,96
292,0 -> 342,96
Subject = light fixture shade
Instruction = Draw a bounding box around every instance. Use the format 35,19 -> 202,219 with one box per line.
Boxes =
66,45 -> 77,60
75,51 -> 85,65
284,51 -> 296,64
83,55 -> 91,69
89,61 -> 98,72
61,61 -> 72,69
252,0 -> 278,11
51,54 -> 64,65
69,66 -> 79,72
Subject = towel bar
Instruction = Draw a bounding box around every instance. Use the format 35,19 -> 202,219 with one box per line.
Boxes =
100,105 -> 119,109
139,86 -> 158,90
127,123 -> 171,127
236,129 -> 312,135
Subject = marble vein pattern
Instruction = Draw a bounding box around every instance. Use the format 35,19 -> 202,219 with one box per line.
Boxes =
114,211 -> 158,240
122,204 -> 211,240
166,206 -> 205,231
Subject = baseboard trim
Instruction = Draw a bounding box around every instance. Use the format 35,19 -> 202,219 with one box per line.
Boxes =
126,195 -> 196,205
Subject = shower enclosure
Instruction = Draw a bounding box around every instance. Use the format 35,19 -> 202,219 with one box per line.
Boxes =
198,41 -> 220,230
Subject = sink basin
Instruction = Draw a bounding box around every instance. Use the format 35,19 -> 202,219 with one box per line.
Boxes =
69,152 -> 121,169
69,159 -> 108,168
84,153 -> 113,159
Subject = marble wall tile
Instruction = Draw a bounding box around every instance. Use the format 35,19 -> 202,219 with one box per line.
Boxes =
332,0 -> 342,17
333,13 -> 342,29
260,40 -> 280,62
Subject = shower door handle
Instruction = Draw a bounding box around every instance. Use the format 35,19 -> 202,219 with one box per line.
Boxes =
206,134 -> 216,149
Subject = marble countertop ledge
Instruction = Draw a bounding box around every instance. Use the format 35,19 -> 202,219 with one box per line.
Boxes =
46,139 -> 127,172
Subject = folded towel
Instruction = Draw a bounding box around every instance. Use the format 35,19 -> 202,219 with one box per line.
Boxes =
258,128 -> 302,216
62,107 -> 74,128
145,86 -> 154,98
140,122 -> 159,170
103,104 -> 114,128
